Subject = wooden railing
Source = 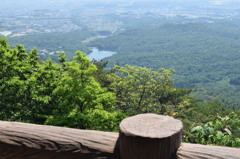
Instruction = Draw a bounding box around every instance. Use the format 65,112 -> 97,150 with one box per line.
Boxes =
0,114 -> 239,159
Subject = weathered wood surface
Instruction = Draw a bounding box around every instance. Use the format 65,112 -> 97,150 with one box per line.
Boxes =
0,120 -> 119,159
119,114 -> 183,159
1,115 -> 240,159
177,143 -> 240,159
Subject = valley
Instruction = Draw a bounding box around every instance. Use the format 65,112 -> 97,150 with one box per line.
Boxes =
1,0 -> 240,108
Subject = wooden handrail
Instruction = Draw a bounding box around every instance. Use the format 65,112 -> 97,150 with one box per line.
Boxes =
0,114 -> 239,159
0,120 -> 119,159
177,143 -> 240,159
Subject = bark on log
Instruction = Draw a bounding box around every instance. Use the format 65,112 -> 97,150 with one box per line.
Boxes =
0,120 -> 119,159
177,143 -> 240,159
119,113 -> 183,159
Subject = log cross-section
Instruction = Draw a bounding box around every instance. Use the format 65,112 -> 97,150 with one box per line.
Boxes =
0,121 -> 119,159
119,113 -> 183,159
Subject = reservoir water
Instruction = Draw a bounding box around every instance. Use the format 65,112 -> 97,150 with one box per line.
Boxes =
87,48 -> 116,60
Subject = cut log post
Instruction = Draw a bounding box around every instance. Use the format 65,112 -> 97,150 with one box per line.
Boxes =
0,121 -> 119,159
119,113 -> 183,159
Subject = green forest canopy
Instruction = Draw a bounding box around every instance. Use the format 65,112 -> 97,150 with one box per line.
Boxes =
0,37 -> 239,147
87,23 -> 240,109
7,21 -> 240,109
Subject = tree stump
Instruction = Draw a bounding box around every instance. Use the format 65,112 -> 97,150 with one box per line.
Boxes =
119,113 -> 182,159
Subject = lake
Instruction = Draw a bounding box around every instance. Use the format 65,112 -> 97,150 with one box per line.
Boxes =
87,48 -> 116,61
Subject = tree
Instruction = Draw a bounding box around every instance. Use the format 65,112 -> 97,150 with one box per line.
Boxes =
110,64 -> 192,115
91,59 -> 115,88
0,39 -> 125,131
0,39 -> 36,121
45,51 -> 125,131
0,38 -> 62,123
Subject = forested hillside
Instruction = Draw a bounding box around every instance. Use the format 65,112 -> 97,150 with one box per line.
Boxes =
1,37 -> 239,147
88,22 -> 240,108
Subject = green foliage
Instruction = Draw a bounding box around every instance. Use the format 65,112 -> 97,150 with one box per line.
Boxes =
45,107 -> 126,131
189,113 -> 240,147
0,39 -> 63,123
177,100 -> 236,143
0,37 -> 7,47
88,22 -> 240,109
91,59 -> 115,88
0,38 -> 124,131
45,51 -> 122,130
109,64 -> 192,115
58,52 -> 66,63
1,38 -> 240,147
180,100 -> 229,124
84,109 -> 126,131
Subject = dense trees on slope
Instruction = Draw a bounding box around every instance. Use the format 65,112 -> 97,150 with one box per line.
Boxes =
0,38 -> 239,147
7,22 -> 240,108
87,23 -> 240,109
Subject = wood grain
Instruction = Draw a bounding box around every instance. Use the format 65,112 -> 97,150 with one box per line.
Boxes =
177,143 -> 240,159
119,114 -> 183,159
1,115 -> 240,159
0,121 -> 119,159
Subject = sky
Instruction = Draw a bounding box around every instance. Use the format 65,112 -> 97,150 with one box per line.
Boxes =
1,0 -> 239,12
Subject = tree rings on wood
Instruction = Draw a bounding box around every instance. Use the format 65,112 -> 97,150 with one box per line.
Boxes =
119,113 -> 183,159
